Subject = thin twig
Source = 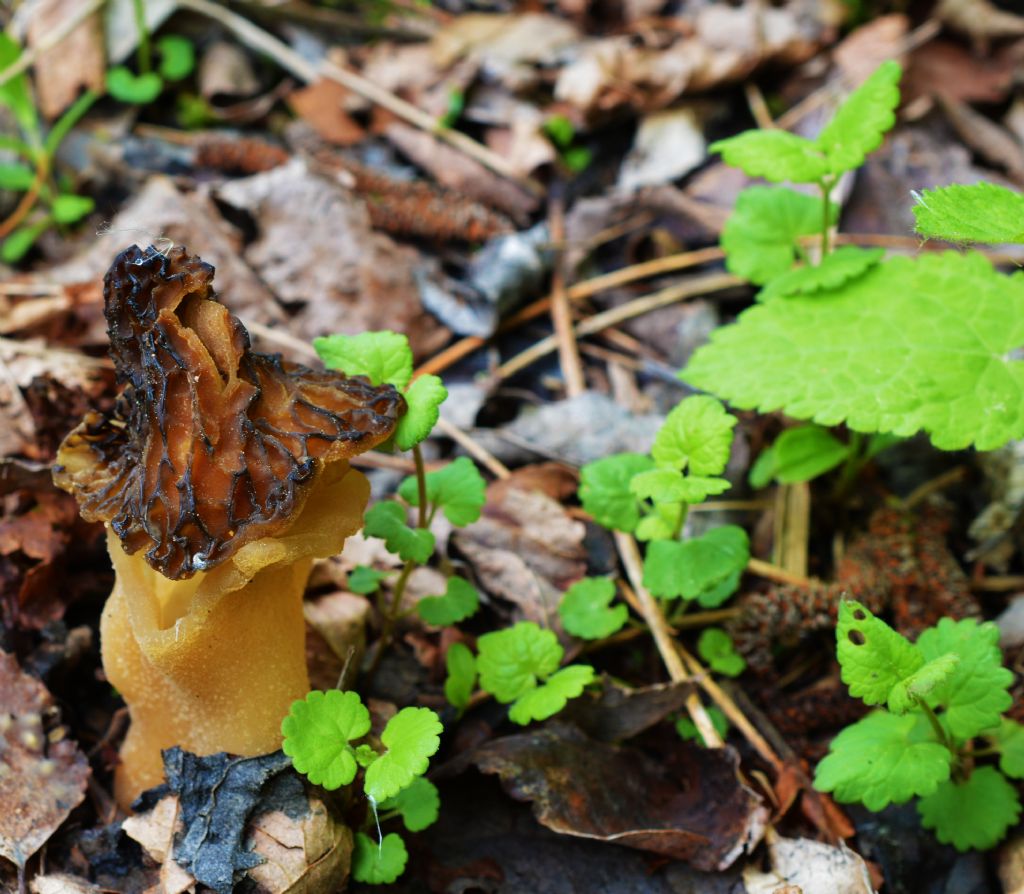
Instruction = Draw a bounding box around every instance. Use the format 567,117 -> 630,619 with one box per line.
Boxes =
434,417 -> 510,479
746,557 -> 813,588
744,81 -> 775,130
176,0 -> 541,194
901,465 -> 968,510
548,194 -> 586,397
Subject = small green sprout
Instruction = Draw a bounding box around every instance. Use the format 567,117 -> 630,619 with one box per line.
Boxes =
416,576 -> 479,626
363,501 -> 435,564
676,705 -> 729,746
559,577 -> 628,640
398,456 -> 487,526
353,832 -> 407,884
444,642 -> 477,714
697,628 -> 746,677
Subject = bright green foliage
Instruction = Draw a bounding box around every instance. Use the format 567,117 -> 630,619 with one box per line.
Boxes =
651,396 -> 737,475
355,744 -> 378,768
157,35 -> 196,82
106,68 -> 163,104
683,252 -> 1024,451
381,777 -> 440,832
913,182 -> 1024,245
698,628 -> 746,677
417,576 -> 479,626
720,187 -> 826,284
281,690 -> 371,790
353,832 -> 407,885
364,707 -> 443,802
918,768 -> 1021,852
348,565 -> 388,595
710,130 -> 829,184
676,705 -> 729,746
0,35 -> 38,135
916,617 -> 1014,738
52,194 -> 94,224
814,711 -> 952,811
444,642 -> 477,712
887,654 -> 960,715
314,331 -> 413,388
559,577 -> 628,640
578,453 -> 654,532
0,164 -> 34,190
631,469 -> 731,505
634,501 -> 682,542
642,525 -> 749,605
749,425 -> 851,488
836,601 -> 923,707
759,247 -> 885,301
395,374 -> 448,451
363,502 -> 435,564
399,456 -> 487,526
508,665 -> 596,724
994,720 -> 1024,779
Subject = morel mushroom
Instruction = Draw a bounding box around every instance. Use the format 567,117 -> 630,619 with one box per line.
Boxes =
54,245 -> 403,805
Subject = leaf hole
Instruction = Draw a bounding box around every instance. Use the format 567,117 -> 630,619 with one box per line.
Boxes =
853,609 -> 867,621
848,629 -> 866,646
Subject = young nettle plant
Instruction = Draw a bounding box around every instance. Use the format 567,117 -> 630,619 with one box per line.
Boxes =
282,691 -> 443,884
814,601 -> 1024,851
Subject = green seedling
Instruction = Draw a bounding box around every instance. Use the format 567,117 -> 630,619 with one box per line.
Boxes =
676,705 -> 729,746
107,0 -> 196,105
814,602 -> 1023,851
697,628 -> 745,677
542,113 -> 593,173
559,577 -> 628,640
444,642 -> 477,714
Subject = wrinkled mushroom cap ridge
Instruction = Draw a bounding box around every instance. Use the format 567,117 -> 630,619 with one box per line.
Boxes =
53,244 -> 405,580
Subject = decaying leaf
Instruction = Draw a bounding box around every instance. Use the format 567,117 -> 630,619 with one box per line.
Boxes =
0,651 -> 90,869
562,677 -> 695,742
26,0 -> 105,119
743,833 -> 875,894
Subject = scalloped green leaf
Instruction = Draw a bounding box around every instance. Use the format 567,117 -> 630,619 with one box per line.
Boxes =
887,653 -> 960,715
157,35 -> 196,82
836,601 -> 923,706
380,777 -> 440,832
313,331 -> 412,388
417,576 -> 479,626
683,252 -> 1024,451
698,628 -> 746,677
508,664 -> 595,725
364,707 -> 443,803
106,67 -> 163,105
395,374 -> 448,451
710,130 -> 827,184
993,719 -> 1024,779
578,453 -> 655,532
559,577 -> 628,640
353,832 -> 407,884
399,456 -> 486,526
651,395 -> 737,475
918,767 -> 1021,852
348,565 -> 387,595
760,247 -> 886,301
444,642 -> 477,712
363,501 -> 435,563
913,181 -> 1024,245
642,525 -> 749,602
477,621 -> 562,703
281,690 -> 370,790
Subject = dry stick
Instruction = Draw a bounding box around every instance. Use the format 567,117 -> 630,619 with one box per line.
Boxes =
614,530 -> 724,748
0,0 -> 106,89
496,272 -> 741,380
746,556 -> 812,588
176,0 -> 541,195
548,195 -> 586,397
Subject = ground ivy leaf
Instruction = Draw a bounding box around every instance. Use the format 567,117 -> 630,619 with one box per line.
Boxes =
682,252 -> 1024,451
106,67 -> 163,105
634,501 -> 681,542
364,707 -> 443,803
917,767 -> 1021,852
508,664 -> 596,725
642,525 -> 749,601
630,468 -> 687,502
760,247 -> 886,301
766,425 -> 852,484
354,744 -> 378,768
698,628 -> 746,677
836,601 -> 923,706
559,577 -> 628,640
156,34 -> 195,82
721,187 -> 826,285
395,374 -> 448,451
347,565 -> 387,595
676,705 -> 729,746
380,777 -> 440,832
578,453 -> 654,532
417,576 -> 479,626
816,60 -> 901,175
281,690 -> 370,790
814,711 -> 952,811
352,832 -> 407,884
0,35 -> 38,135
916,617 -> 1013,739
477,622 -> 562,703
710,130 -> 828,184
887,653 -> 960,715
695,568 -> 743,609
914,182 -> 1024,245
51,194 -> 94,224
313,331 -> 413,388
399,456 -> 486,526
675,476 -> 731,503
651,395 -> 737,475
993,719 -> 1024,779
0,162 -> 34,190
363,501 -> 435,563
444,642 -> 477,712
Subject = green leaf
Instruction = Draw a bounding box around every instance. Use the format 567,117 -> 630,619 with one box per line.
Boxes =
694,568 -> 743,609
348,565 -> 387,595
0,163 -> 34,190
417,576 -> 479,626
381,777 -> 440,832
697,628 -> 746,677
887,653 -> 960,714
543,114 -> 575,148
720,187 -> 826,285
355,744 -> 378,768
508,664 -> 595,725
836,601 -> 923,706
399,456 -> 486,526
559,577 -> 628,640
0,35 -> 39,138
916,617 -> 1013,739
51,193 -> 94,224
106,67 -> 163,104
767,425 -> 852,485
578,453 -> 654,532
759,247 -> 886,301
642,525 -> 749,602
816,60 -> 901,175
313,331 -> 413,388
710,130 -> 828,183
477,621 -> 562,703
913,181 -> 1024,245
444,642 -> 476,712
682,252 -> 1024,451
281,690 -> 370,790
363,706 -> 443,802
395,374 -> 447,451
918,767 -> 1021,851
363,501 -> 435,563
993,719 -> 1024,779
676,705 -> 729,746
1,223 -> 45,264
562,146 -> 593,173
748,445 -> 778,489
352,832 -> 407,884
156,35 -> 196,82
650,395 -> 737,475
814,711 -> 952,811
630,469 -> 730,505
634,501 -> 681,542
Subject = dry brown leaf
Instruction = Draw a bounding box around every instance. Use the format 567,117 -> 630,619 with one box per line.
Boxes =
939,95 -> 1024,182
199,41 -> 261,100
904,39 -> 1017,106
937,0 -> 1024,50
304,591 -> 369,691
30,873 -> 102,894
0,651 -> 90,869
832,13 -> 908,86
287,80 -> 366,147
26,0 -> 105,119
743,833 -> 875,894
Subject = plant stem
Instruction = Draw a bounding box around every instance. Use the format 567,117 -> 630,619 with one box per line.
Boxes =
920,700 -> 956,759
131,0 -> 152,73
820,178 -> 834,258
412,444 -> 428,529
671,503 -> 689,540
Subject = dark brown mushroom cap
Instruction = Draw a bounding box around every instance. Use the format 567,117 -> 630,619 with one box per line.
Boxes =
53,245 -> 404,580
